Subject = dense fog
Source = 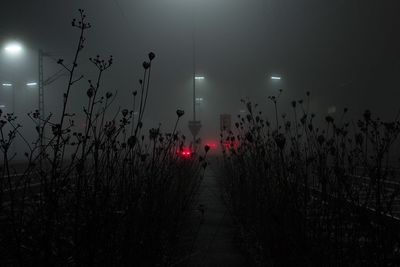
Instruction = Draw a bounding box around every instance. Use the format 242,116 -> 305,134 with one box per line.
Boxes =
1,0 -> 400,158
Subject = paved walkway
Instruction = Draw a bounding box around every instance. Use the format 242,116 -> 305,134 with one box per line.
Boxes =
173,162 -> 247,266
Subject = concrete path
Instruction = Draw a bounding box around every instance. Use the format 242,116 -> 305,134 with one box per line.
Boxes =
172,162 -> 247,267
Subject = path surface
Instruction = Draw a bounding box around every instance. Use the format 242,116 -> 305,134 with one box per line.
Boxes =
173,162 -> 247,266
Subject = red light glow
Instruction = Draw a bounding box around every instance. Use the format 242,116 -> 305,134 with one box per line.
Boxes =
206,143 -> 217,149
222,141 -> 239,150
178,148 -> 192,158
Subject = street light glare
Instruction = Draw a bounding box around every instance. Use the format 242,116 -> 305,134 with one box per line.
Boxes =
2,83 -> 13,87
26,82 -> 38,86
195,76 -> 205,80
270,76 -> 281,80
0,105 -> 5,108
4,42 -> 23,55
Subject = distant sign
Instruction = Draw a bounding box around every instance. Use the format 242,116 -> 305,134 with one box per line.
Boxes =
220,114 -> 231,132
188,120 -> 202,137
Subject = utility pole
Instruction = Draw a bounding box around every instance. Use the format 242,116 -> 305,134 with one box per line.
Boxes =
38,50 -> 69,153
38,50 -> 45,149
188,1 -> 201,146
192,11 -> 196,123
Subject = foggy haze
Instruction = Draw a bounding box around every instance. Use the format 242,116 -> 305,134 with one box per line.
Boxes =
1,0 -> 400,156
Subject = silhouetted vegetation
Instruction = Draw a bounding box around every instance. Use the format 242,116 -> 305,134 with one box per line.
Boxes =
2,8 -> 400,267
0,10 -> 209,266
221,91 -> 400,266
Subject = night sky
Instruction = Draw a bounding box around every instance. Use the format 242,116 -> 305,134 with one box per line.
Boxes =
1,0 -> 400,144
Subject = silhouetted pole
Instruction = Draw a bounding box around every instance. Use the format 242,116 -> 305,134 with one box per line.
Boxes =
188,1 -> 202,146
192,0 -> 196,129
38,49 -> 45,151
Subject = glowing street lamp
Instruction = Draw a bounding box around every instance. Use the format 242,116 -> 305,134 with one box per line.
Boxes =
26,82 -> 38,86
2,41 -> 24,115
270,76 -> 282,80
189,74 -> 204,144
188,0 -> 205,144
3,42 -> 23,55
192,75 -> 205,120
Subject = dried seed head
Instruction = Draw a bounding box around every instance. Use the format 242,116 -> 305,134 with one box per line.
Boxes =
148,52 -> 156,61
86,88 -> 94,98
142,61 -> 150,69
176,109 -> 185,117
204,145 -> 210,153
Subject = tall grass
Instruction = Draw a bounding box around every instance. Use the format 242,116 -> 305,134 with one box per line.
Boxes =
0,10 -> 208,266
221,92 -> 400,266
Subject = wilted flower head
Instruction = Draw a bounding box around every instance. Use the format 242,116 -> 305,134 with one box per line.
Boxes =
108,55 -> 113,66
142,61 -> 150,69
121,109 -> 129,117
106,92 -> 113,99
86,88 -> 94,98
148,52 -> 156,61
32,110 -> 40,119
149,128 -> 159,140
204,145 -> 210,153
176,109 -> 185,117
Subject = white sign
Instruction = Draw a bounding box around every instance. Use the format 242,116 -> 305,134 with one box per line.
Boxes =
220,114 -> 231,132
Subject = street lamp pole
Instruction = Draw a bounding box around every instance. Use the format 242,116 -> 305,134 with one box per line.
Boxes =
192,7 -> 196,122
12,84 -> 15,114
37,49 -> 69,151
188,1 -> 202,146
38,49 -> 45,148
